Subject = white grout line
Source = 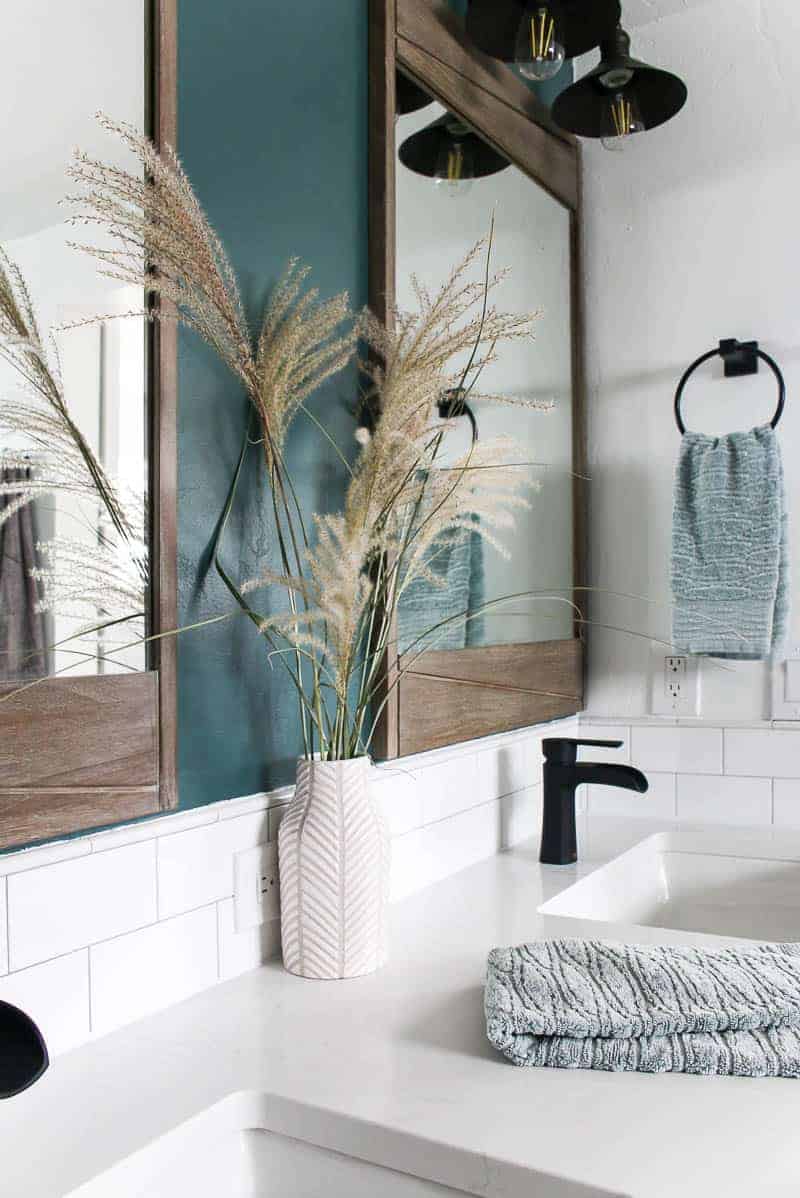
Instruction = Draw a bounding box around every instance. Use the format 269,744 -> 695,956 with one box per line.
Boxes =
3,877 -> 9,977
87,948 -> 93,1034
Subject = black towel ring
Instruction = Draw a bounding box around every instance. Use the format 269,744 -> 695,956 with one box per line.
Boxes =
674,339 -> 786,435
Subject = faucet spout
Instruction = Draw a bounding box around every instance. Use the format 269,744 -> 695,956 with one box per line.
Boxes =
539,738 -> 649,866
572,763 -> 649,793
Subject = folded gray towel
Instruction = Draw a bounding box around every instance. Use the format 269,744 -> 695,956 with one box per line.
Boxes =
485,939 -> 800,1077
671,424 -> 789,660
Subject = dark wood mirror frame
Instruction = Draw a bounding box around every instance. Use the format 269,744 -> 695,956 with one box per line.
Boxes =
0,0 -> 178,850
369,0 -> 586,758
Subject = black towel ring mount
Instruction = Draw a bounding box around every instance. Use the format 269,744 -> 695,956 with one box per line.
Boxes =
674,339 -> 786,435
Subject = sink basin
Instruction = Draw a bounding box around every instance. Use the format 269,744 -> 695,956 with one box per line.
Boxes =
538,827 -> 800,948
67,1091 -> 620,1198
67,1093 -> 469,1198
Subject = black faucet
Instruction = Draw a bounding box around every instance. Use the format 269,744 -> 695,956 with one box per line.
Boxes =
0,1001 -> 48,1099
540,738 -> 649,865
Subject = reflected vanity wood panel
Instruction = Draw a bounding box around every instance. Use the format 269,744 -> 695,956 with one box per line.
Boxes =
398,639 -> 583,755
370,0 -> 586,758
0,0 -> 177,850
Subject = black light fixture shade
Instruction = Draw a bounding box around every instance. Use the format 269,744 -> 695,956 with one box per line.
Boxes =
465,0 -> 621,63
399,115 -> 510,180
0,1001 -> 49,1099
551,26 -> 688,137
396,72 -> 433,117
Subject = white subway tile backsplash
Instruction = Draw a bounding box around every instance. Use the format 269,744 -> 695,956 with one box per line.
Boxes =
631,726 -> 723,775
372,766 -> 424,836
391,799 -> 502,902
499,785 -> 542,849
587,772 -> 676,820
0,951 -> 89,1056
217,898 -> 281,981
676,774 -> 772,826
420,752 -> 482,824
773,780 -> 800,828
575,725 -> 631,763
7,841 -> 157,971
0,836 -> 91,877
157,811 -> 268,919
89,807 -> 218,853
268,804 -> 288,841
90,905 -> 218,1037
724,729 -> 800,779
477,734 -> 539,800
0,881 -> 6,975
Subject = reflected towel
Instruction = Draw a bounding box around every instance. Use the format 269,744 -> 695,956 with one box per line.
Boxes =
0,466 -> 48,681
485,938 -> 800,1077
671,424 -> 790,660
396,522 -> 484,655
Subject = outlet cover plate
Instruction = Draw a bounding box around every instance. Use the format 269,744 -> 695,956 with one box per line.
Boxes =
649,642 -> 701,717
234,842 -> 280,932
771,646 -> 800,721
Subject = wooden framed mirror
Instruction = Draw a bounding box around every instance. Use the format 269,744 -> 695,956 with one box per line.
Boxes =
370,0 -> 585,758
0,0 -> 177,848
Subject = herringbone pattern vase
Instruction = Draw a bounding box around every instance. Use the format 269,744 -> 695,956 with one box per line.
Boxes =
278,757 -> 390,979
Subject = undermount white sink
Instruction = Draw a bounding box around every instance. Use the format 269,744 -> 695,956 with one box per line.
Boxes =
67,1090 -> 619,1198
538,827 -> 800,948
68,1093 -> 469,1198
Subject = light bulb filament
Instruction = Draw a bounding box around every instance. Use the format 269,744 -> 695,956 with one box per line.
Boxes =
447,146 -> 464,181
611,95 -> 633,137
530,8 -> 555,60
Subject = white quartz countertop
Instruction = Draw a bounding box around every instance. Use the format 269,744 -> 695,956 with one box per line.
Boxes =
5,815 -> 800,1198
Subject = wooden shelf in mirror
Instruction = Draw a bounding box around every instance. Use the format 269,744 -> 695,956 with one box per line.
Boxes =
369,0 -> 586,758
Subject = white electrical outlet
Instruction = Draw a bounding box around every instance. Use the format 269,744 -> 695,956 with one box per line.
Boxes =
233,842 -> 280,932
650,643 -> 701,716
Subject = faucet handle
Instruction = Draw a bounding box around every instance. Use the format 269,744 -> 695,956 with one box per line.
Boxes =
542,737 -> 623,765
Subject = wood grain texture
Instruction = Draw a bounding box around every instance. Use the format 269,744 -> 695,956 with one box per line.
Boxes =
0,674 -> 158,789
148,0 -> 178,810
398,40 -> 578,210
397,0 -> 578,208
0,789 -> 159,852
369,0 -> 586,758
398,641 -> 583,756
369,0 -> 400,760
0,1 -> 178,850
400,638 -> 583,693
570,164 -> 589,652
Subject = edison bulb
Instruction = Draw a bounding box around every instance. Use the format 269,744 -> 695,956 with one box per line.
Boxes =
600,92 -> 645,151
434,135 -> 476,196
515,5 -> 566,82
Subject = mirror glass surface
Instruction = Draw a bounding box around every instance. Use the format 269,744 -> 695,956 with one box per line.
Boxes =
0,1 -> 147,681
395,87 -> 574,652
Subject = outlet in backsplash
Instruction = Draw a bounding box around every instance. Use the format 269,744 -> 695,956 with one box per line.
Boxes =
0,716 -> 575,1059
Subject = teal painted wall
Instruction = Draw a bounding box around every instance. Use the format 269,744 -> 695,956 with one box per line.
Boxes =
176,0 -> 367,808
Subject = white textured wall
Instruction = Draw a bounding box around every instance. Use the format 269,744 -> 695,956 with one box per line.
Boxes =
582,0 -> 800,721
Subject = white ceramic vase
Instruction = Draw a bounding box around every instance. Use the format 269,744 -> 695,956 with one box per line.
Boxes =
278,756 -> 390,979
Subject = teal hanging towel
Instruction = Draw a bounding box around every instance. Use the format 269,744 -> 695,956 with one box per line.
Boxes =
671,424 -> 789,660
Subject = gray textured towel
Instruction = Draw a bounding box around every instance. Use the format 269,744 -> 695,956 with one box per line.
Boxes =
485,939 -> 800,1077
671,424 -> 789,660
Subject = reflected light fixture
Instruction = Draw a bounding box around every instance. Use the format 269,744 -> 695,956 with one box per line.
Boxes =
466,0 -> 621,81
515,6 -> 566,82
396,72 -> 433,118
399,115 -> 510,198
551,26 -> 688,148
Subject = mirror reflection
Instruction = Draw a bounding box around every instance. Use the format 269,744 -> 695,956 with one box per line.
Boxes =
395,87 -> 574,652
0,1 -> 148,682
